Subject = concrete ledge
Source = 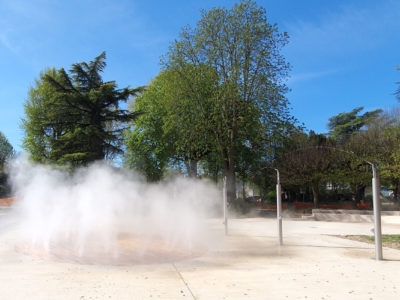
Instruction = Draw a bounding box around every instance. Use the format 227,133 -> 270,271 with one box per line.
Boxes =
312,209 -> 400,216
313,213 -> 373,222
307,209 -> 400,222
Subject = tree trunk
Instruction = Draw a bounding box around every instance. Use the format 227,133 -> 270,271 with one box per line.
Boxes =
350,183 -> 357,208
311,181 -> 319,208
214,162 -> 219,183
356,184 -> 366,203
223,159 -> 236,204
242,180 -> 246,200
392,180 -> 400,209
189,160 -> 198,178
392,180 -> 399,202
185,160 -> 198,178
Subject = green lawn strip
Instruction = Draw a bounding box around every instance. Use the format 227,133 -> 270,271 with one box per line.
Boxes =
359,235 -> 400,243
341,235 -> 400,250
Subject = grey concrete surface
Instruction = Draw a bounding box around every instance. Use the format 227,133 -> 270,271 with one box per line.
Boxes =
303,209 -> 400,222
0,214 -> 399,299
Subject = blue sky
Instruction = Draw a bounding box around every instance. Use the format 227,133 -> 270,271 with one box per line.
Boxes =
0,0 -> 399,152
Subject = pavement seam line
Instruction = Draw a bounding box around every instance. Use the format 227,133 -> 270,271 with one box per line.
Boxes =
172,263 -> 196,300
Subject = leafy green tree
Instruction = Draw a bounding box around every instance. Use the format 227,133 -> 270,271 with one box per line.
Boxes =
125,65 -> 218,180
327,107 -> 382,142
199,151 -> 223,183
124,74 -> 173,181
380,108 -> 400,201
0,132 -> 14,196
159,65 -> 218,177
349,107 -> 400,203
0,132 -> 14,170
163,0 -> 292,201
327,107 -> 382,204
276,131 -> 337,208
396,66 -> 400,100
22,52 -> 141,166
22,68 -> 59,163
329,145 -> 370,206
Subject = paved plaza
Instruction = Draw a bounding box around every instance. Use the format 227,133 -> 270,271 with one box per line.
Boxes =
0,212 -> 399,300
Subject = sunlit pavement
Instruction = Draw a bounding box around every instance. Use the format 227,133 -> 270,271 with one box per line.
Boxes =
0,214 -> 399,300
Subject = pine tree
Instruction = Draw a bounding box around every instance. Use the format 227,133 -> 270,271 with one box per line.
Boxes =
22,52 -> 142,166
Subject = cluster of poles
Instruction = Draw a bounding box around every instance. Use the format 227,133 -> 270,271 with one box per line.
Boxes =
222,163 -> 383,261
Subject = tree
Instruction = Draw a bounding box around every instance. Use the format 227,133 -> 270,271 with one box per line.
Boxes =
163,0 -> 292,202
159,65 -> 218,177
124,74 -> 173,181
395,66 -> 400,101
327,107 -> 382,142
22,68 -> 59,163
276,131 -> 338,208
0,132 -> 14,196
327,107 -> 382,204
0,132 -> 14,170
125,65 -> 218,180
349,107 -> 400,203
379,108 -> 400,202
22,52 -> 142,166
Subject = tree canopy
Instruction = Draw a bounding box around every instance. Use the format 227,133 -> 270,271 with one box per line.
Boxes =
327,107 -> 382,141
125,66 -> 217,180
276,130 -> 339,207
160,0 -> 295,201
0,132 -> 14,196
22,52 -> 142,166
396,67 -> 400,101
0,131 -> 14,170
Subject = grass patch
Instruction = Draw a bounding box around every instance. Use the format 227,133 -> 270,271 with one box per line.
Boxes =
340,235 -> 400,250
362,235 -> 400,243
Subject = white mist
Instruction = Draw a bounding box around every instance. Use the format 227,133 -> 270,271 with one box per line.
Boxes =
9,156 -> 221,264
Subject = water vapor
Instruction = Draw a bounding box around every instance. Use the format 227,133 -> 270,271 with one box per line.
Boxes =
9,156 -> 221,264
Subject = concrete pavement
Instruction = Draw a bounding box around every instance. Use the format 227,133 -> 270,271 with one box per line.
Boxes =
0,214 -> 399,299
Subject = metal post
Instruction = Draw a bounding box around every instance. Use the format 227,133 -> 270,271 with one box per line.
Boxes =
275,169 -> 283,246
371,164 -> 382,260
223,176 -> 228,235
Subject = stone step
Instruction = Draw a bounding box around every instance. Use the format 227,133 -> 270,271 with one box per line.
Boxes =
312,209 -> 400,216
312,212 -> 373,222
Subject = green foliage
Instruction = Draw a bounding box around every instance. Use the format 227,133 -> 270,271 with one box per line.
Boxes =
292,105 -> 400,205
160,65 -> 217,170
327,107 -> 382,141
0,132 -> 14,196
163,0 -> 294,199
396,66 -> 400,101
124,74 -> 173,181
22,68 -> 60,163
125,66 -> 218,180
125,0 -> 297,186
0,132 -> 14,169
22,52 -> 141,166
348,235 -> 400,245
347,107 -> 400,200
276,130 -> 338,207
318,107 -> 384,204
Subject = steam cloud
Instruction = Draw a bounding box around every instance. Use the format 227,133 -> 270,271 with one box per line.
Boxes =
9,156 -> 221,263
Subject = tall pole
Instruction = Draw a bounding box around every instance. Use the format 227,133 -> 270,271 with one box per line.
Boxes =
370,163 -> 383,260
223,176 -> 228,235
275,169 -> 283,246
